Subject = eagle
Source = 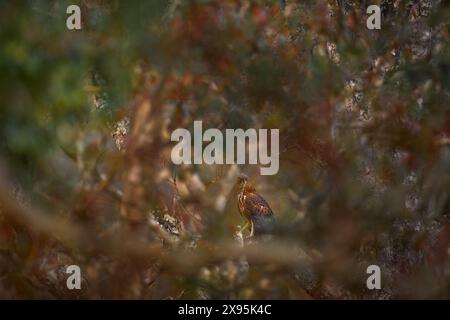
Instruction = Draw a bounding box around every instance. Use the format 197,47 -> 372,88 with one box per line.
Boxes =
237,174 -> 276,237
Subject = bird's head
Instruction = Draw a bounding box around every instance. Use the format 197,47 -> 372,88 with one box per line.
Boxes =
237,173 -> 249,191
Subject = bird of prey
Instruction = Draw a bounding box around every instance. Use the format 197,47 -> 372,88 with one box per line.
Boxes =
237,174 -> 276,237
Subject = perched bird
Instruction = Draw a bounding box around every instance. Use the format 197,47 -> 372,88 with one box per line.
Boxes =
237,174 -> 276,237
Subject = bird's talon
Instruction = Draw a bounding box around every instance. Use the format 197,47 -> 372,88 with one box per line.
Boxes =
239,221 -> 250,232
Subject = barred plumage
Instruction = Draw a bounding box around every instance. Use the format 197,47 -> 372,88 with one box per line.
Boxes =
237,174 -> 276,237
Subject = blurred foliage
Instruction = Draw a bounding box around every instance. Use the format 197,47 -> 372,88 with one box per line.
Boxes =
0,0 -> 449,299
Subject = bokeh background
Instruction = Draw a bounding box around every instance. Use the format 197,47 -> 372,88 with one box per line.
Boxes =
0,0 -> 449,299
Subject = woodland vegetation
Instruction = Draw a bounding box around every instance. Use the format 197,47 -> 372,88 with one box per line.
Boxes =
0,0 -> 449,299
